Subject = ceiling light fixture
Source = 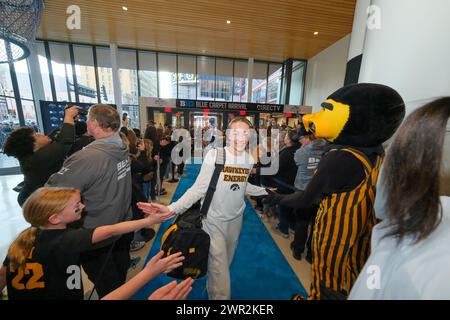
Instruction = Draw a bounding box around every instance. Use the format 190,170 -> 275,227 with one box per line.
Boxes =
122,6 -> 128,11
314,31 -> 319,35
226,20 -> 231,24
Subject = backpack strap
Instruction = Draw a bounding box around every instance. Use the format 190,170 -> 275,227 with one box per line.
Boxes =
200,148 -> 226,216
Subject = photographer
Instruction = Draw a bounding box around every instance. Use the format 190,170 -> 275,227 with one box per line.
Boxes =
3,105 -> 79,206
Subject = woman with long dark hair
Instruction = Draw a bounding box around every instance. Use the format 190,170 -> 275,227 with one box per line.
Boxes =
349,97 -> 450,299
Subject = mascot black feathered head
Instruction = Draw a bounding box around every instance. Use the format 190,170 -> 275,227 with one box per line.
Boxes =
302,83 -> 405,147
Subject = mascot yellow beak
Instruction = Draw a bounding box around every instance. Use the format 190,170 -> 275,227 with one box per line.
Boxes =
302,99 -> 350,142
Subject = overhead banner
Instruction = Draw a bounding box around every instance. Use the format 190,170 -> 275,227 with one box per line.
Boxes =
176,99 -> 284,113
139,97 -> 311,114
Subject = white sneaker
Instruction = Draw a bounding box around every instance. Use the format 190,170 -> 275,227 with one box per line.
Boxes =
130,241 -> 146,252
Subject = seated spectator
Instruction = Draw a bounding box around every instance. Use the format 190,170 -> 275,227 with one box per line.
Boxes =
349,97 -> 450,299
3,106 -> 79,206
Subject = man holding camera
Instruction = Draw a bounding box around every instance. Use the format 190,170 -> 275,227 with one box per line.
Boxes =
3,105 -> 79,206
46,104 -> 133,298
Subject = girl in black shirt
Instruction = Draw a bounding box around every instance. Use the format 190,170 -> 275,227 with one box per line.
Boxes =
0,187 -> 182,300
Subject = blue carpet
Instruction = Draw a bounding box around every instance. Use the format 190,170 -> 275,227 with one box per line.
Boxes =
132,163 -> 307,300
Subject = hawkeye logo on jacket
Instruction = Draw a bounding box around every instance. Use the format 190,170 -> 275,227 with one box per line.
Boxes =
230,184 -> 240,191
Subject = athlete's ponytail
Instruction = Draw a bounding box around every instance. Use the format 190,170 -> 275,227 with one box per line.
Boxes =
7,187 -> 80,270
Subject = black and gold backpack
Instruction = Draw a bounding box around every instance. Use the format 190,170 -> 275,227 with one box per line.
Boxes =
161,148 -> 225,279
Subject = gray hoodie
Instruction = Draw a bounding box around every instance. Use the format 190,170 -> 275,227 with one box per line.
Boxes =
294,138 -> 327,191
46,132 -> 132,229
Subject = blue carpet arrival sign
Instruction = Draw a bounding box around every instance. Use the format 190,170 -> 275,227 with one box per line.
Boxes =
177,99 -> 284,113
139,97 -> 312,114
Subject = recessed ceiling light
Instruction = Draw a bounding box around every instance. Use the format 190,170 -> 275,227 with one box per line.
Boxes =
122,6 -> 128,11
314,31 -> 319,35
226,20 -> 231,24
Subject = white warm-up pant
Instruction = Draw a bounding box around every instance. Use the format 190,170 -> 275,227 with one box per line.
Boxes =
202,214 -> 243,300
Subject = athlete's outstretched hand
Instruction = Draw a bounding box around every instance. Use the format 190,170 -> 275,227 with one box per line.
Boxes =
148,278 -> 194,300
138,202 -> 175,218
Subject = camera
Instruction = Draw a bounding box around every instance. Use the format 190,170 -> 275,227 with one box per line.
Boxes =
65,104 -> 88,116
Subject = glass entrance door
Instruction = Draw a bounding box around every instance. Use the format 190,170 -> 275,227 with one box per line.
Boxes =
190,111 -> 223,131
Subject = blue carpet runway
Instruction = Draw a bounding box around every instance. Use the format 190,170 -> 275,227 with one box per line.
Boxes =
133,163 -> 307,300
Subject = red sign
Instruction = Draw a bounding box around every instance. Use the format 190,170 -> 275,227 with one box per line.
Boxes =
239,110 -> 246,116
285,112 -> 292,118
229,114 -> 235,119
164,106 -> 172,113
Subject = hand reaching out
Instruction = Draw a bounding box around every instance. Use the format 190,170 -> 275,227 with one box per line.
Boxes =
144,250 -> 185,278
148,278 -> 194,300
139,202 -> 176,225
138,202 -> 174,215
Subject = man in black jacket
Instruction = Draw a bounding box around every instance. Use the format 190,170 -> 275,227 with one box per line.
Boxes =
3,106 -> 79,205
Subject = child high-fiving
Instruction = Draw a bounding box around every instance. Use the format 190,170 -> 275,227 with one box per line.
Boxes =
0,187 -> 181,300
